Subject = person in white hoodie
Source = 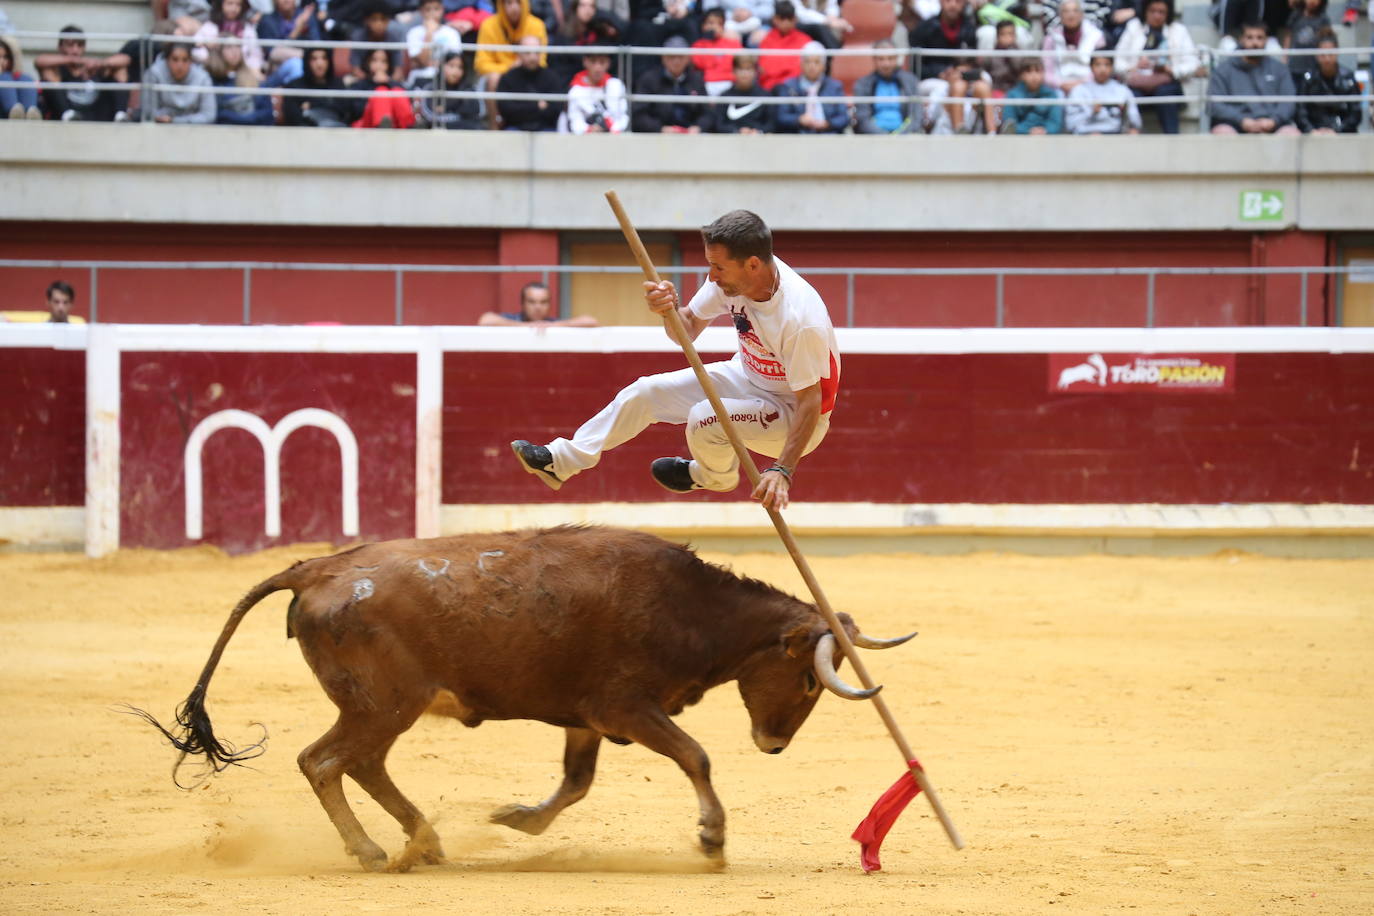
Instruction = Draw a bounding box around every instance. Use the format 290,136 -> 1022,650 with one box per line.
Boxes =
563,48 -> 628,133
1067,53 -> 1141,133
1041,0 -> 1104,95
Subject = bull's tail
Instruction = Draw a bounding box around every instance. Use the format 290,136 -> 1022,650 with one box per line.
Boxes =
123,565 -> 303,788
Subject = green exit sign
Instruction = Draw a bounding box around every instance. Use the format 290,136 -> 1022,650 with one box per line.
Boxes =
1240,190 -> 1285,221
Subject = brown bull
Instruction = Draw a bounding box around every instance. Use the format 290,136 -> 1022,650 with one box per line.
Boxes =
133,525 -> 912,872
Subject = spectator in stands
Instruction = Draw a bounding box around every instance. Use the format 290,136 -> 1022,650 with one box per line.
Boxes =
774,42 -> 849,133
1042,0 -> 1104,95
1294,31 -> 1361,132
475,0 -> 549,81
1066,52 -> 1140,132
146,42 -> 217,122
564,47 -> 628,132
1099,0 -> 1139,47
757,2 -> 812,91
415,49 -> 487,127
793,0 -> 853,50
0,34 -> 40,119
105,20 -> 187,102
497,35 -> 564,130
1115,0 -> 1201,134
693,7 -> 743,95
628,0 -> 699,81
47,281 -> 75,323
853,41 -> 921,134
258,0 -> 323,49
283,46 -> 352,125
352,46 -> 417,126
708,54 -> 773,132
407,0 -> 464,85
35,26 -> 122,121
1035,0 -> 1113,30
631,36 -> 712,133
983,20 -> 1023,97
156,0 -> 214,34
208,40 -> 274,123
1208,20 -> 1299,134
1283,0 -> 1333,74
351,2 -> 406,83
721,0 -> 770,44
1002,56 -> 1063,132
478,282 -> 599,326
194,0 -> 264,78
551,0 -> 626,86
913,0 -> 990,133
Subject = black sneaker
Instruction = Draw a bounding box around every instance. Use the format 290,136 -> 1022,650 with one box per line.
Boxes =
650,457 -> 702,494
511,440 -> 563,491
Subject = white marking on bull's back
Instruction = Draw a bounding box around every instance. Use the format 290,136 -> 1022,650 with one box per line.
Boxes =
477,549 -> 504,572
416,558 -> 451,578
352,578 -> 374,601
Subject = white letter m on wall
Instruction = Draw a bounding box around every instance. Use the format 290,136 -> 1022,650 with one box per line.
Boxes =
184,408 -> 360,540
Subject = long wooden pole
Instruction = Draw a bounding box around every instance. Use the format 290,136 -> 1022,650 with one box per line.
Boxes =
605,191 -> 964,851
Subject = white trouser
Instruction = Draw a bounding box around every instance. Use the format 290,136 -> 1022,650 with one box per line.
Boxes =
547,358 -> 830,492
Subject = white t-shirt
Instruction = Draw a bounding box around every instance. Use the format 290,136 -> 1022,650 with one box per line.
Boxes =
688,256 -> 841,413
406,23 -> 463,79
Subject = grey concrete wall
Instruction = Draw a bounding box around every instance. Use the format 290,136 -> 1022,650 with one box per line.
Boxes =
2,121 -> 1372,232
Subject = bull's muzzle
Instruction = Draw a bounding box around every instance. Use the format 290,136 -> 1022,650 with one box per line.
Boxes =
814,629 -> 916,700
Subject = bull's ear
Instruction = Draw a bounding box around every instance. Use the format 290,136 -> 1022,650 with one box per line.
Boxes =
782,624 -> 814,658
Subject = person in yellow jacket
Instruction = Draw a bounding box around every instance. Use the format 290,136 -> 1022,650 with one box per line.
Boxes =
474,0 -> 548,78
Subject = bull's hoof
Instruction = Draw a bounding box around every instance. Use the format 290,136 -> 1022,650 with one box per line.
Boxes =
698,830 -> 725,863
388,824 -> 447,872
351,839 -> 389,872
489,803 -> 548,835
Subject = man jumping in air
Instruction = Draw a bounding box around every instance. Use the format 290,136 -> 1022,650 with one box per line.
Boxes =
511,209 -> 840,511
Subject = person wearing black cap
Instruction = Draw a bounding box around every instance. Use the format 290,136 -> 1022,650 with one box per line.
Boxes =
630,34 -> 711,133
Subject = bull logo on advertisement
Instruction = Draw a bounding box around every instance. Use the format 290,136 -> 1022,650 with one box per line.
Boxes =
1057,353 -> 1109,389
184,408 -> 360,541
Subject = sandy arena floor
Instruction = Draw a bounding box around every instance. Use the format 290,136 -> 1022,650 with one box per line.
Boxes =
0,542 -> 1371,915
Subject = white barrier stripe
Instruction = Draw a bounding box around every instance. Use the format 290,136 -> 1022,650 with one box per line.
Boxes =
439,502 -> 1374,534
8,324 -> 1374,354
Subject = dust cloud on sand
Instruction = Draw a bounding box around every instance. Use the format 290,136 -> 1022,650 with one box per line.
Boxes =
1,544 -> 1371,914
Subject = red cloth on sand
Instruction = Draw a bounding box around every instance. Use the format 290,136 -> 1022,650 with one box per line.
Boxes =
851,759 -> 924,873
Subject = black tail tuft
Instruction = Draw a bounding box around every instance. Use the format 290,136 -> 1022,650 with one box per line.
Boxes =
119,683 -> 267,789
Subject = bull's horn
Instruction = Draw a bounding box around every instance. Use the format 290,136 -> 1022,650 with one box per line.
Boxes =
814,634 -> 881,701
852,631 -> 917,650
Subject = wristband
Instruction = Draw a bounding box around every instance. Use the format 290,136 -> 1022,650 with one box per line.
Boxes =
764,464 -> 793,482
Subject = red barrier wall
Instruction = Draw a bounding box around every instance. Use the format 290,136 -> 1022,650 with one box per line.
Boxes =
118,352 -> 417,552
0,348 -> 85,506
442,351 -> 1374,505
0,223 -> 1332,328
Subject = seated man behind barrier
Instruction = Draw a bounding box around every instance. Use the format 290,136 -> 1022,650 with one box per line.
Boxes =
1002,56 -> 1063,133
496,35 -> 564,130
853,41 -> 921,135
35,25 -> 121,121
478,282 -> 599,327
1294,31 -> 1360,133
757,1 -> 812,91
146,43 -> 217,123
774,42 -> 849,133
709,54 -> 773,133
283,46 -> 352,126
1208,20 -> 1299,134
48,281 -> 76,323
1067,53 -> 1140,133
564,49 -> 628,133
631,36 -> 712,133
350,2 -> 406,83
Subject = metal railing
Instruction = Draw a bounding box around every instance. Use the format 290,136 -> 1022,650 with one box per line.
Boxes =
3,31 -> 1369,133
2,258 -> 1361,327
